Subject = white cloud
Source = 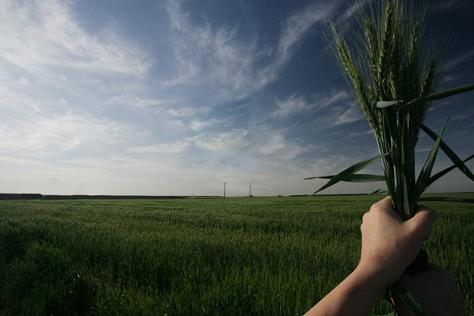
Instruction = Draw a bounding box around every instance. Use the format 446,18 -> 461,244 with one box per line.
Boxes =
163,0 -> 259,94
333,102 -> 363,125
276,2 -> 337,65
273,90 -> 350,117
109,94 -> 184,109
125,141 -> 190,156
0,112 -> 142,155
167,106 -> 211,118
451,110 -> 474,121
0,0 -> 176,195
347,129 -> 372,139
0,0 -> 468,196
273,94 -> 308,117
445,49 -> 474,71
340,0 -> 370,21
193,129 -> 249,151
323,0 -> 370,52
316,90 -> 350,108
189,118 -> 220,132
0,0 -> 149,75
163,0 -> 336,102
431,0 -> 472,12
257,132 -> 303,162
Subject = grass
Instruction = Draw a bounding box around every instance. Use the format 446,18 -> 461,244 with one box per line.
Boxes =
0,194 -> 473,315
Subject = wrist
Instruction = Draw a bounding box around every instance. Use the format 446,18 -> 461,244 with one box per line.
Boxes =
354,261 -> 390,291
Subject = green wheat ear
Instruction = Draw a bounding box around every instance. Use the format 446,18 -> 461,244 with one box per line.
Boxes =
307,0 -> 474,218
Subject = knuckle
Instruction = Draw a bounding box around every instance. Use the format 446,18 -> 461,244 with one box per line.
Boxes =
424,208 -> 437,222
362,212 -> 370,223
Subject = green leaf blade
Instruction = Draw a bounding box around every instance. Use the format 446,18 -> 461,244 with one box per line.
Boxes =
406,83 -> 474,105
390,284 -> 425,316
426,154 -> 474,189
421,124 -> 474,181
416,120 -> 448,197
376,100 -> 403,108
305,174 -> 385,182
310,155 -> 381,194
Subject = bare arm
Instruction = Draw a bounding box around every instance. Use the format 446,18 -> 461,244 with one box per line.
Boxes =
305,197 -> 436,316
304,263 -> 386,316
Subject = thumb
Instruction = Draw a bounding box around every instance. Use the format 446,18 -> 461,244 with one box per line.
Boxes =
405,208 -> 437,241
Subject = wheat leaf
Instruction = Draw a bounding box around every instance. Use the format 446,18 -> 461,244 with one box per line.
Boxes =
312,155 -> 380,194
405,83 -> 474,105
420,124 -> 474,182
390,283 -> 425,316
370,188 -> 388,195
426,154 -> 474,189
416,120 -> 448,197
375,100 -> 403,108
304,174 -> 385,182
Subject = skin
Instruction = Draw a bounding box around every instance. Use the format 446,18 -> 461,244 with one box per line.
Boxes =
305,196 -> 464,316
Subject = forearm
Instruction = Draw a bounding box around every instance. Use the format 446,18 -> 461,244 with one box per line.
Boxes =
305,264 -> 386,316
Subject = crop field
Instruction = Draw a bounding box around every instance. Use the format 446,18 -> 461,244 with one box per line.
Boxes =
0,194 -> 473,315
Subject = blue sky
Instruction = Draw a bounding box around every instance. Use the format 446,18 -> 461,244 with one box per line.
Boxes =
0,0 -> 473,196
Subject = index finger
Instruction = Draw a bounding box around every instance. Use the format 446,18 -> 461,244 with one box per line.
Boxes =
370,196 -> 393,212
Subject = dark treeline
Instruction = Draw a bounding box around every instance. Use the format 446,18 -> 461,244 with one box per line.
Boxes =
0,193 -> 197,200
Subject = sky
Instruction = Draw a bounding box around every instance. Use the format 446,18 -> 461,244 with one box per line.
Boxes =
0,0 -> 473,196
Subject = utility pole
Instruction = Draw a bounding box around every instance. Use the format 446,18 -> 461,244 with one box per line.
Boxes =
223,182 -> 227,198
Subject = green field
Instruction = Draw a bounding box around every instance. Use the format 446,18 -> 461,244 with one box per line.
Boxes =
0,194 -> 473,315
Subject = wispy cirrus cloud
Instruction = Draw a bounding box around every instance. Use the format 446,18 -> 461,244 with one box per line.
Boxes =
109,94 -> 185,109
125,141 -> 191,156
1,0 -> 469,196
273,94 -> 308,117
340,1 -> 367,21
192,129 -> 249,151
430,0 -> 473,13
163,0 -> 337,102
0,0 -> 149,75
332,102 -> 363,125
273,90 -> 350,117
0,111 -> 145,157
445,49 -> 474,71
163,0 -> 260,95
0,0 -> 161,190
347,129 -> 372,140
275,1 -> 337,65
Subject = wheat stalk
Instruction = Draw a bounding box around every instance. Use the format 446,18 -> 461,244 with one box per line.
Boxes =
307,0 -> 473,218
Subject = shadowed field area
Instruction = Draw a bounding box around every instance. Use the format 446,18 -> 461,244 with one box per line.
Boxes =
0,194 -> 473,315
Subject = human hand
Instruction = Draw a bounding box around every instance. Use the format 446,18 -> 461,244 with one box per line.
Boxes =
358,196 -> 436,287
393,264 -> 464,316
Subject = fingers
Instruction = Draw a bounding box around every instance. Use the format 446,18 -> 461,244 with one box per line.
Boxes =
360,212 -> 369,232
370,196 -> 393,213
362,212 -> 369,223
369,196 -> 402,224
406,207 -> 437,240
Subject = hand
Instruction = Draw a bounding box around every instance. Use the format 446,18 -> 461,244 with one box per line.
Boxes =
393,264 -> 464,316
305,197 -> 438,316
358,196 -> 436,287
